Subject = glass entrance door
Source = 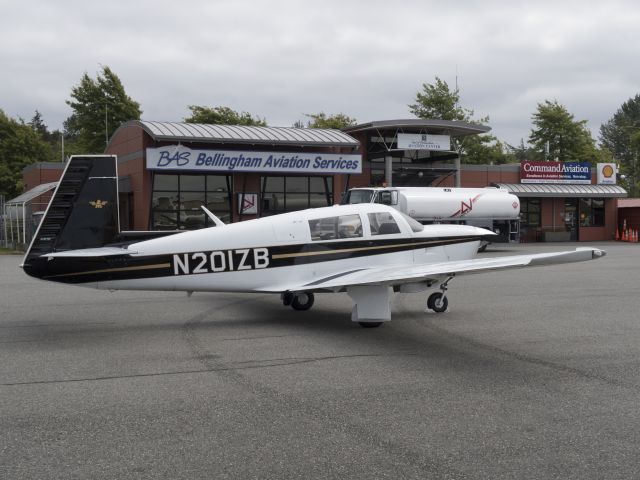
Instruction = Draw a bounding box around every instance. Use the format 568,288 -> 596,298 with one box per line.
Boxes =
564,199 -> 578,241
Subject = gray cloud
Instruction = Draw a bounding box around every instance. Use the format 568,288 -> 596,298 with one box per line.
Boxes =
1,0 -> 638,146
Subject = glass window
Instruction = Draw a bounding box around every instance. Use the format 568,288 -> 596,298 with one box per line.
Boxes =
376,190 -> 397,205
153,174 -> 178,190
309,214 -> 363,241
180,191 -> 206,211
342,189 -> 374,204
520,198 -> 541,227
181,175 -> 205,191
309,217 -> 337,241
338,214 -> 363,238
399,212 -> 424,232
150,173 -> 231,230
580,198 -> 605,227
368,212 -> 401,235
152,192 -> 178,211
262,176 -> 333,215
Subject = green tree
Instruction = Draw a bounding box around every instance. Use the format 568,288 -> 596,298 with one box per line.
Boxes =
529,100 -> 597,162
28,110 -> 64,161
0,110 -> 51,198
409,77 -> 474,122
298,112 -> 357,129
409,76 -> 507,164
600,94 -> 640,196
184,106 -> 266,126
65,66 -> 142,153
506,139 -> 544,162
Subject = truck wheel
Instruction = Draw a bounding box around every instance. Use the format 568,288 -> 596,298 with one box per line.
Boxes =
427,292 -> 448,313
291,293 -> 314,311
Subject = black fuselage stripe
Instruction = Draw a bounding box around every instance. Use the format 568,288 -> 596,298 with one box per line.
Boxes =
26,236 -> 481,284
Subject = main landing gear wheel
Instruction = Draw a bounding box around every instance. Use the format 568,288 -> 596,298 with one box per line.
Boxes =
358,321 -> 383,328
427,292 -> 448,313
291,292 -> 314,311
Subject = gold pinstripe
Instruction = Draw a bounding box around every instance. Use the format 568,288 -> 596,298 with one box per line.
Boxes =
44,263 -> 171,279
271,238 -> 462,259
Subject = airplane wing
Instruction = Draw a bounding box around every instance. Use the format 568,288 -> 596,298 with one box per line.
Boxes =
258,247 -> 605,293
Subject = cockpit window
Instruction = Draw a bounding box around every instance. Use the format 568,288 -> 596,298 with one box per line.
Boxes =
399,212 -> 424,232
309,214 -> 363,240
368,212 -> 401,235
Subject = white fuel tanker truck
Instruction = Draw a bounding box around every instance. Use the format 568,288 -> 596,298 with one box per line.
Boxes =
341,186 -> 521,243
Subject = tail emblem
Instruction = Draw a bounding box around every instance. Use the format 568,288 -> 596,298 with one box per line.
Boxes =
89,200 -> 109,209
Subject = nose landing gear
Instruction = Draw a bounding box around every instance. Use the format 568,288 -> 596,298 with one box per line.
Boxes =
427,276 -> 454,313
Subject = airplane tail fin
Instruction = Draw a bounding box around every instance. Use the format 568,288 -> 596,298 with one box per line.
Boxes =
23,155 -> 120,267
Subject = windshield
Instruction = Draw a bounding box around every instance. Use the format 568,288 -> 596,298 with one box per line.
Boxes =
342,189 -> 374,204
399,212 -> 424,232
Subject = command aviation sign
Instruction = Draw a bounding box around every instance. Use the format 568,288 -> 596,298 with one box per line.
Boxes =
520,161 -> 591,184
146,146 -> 361,174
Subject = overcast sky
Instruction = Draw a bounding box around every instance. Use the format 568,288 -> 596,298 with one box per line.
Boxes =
1,0 -> 638,146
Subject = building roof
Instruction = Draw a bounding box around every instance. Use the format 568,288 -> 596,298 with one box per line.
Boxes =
343,119 -> 491,137
493,183 -> 628,198
119,120 -> 360,147
618,198 -> 640,208
6,182 -> 58,205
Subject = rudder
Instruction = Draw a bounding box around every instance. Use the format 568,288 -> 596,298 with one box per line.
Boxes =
23,155 -> 120,266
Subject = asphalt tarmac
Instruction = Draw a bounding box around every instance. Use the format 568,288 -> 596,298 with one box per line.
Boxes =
1,242 -> 639,479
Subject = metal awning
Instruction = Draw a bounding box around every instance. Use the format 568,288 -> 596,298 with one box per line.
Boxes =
492,183 -> 628,198
120,120 -> 360,147
343,119 -> 491,137
6,182 -> 58,204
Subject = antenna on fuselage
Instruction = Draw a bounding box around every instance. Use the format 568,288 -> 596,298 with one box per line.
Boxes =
201,206 -> 226,227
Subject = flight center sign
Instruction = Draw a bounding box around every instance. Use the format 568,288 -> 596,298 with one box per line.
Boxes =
520,161 -> 592,184
146,146 -> 361,174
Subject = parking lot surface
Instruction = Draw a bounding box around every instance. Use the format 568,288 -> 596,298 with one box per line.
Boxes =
1,242 -> 639,479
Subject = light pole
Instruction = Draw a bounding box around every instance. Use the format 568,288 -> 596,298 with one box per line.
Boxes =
105,102 -> 109,148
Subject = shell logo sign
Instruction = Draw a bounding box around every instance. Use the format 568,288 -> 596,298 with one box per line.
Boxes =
597,163 -> 617,185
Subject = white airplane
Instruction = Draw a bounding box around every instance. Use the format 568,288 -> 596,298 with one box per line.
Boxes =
22,156 -> 605,327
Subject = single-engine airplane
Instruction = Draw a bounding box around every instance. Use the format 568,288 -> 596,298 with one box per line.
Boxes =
22,156 -> 605,327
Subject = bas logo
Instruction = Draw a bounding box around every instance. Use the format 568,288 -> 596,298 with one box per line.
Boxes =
157,150 -> 190,167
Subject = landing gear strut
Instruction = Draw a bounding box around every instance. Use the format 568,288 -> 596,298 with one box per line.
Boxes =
427,276 -> 454,313
282,292 -> 315,311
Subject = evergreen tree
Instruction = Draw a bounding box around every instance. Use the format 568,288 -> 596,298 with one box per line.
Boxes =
600,94 -> 640,196
184,106 -> 266,126
409,76 -> 507,164
409,77 -> 474,122
65,66 -> 142,153
0,110 -> 51,198
529,100 -> 597,162
299,112 -> 357,129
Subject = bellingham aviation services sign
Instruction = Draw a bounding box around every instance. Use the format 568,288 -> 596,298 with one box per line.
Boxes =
520,161 -> 591,184
146,146 -> 361,174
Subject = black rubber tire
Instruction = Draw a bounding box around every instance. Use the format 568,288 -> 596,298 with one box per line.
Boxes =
358,322 -> 383,328
291,292 -> 314,311
282,292 -> 294,306
428,292 -> 448,313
